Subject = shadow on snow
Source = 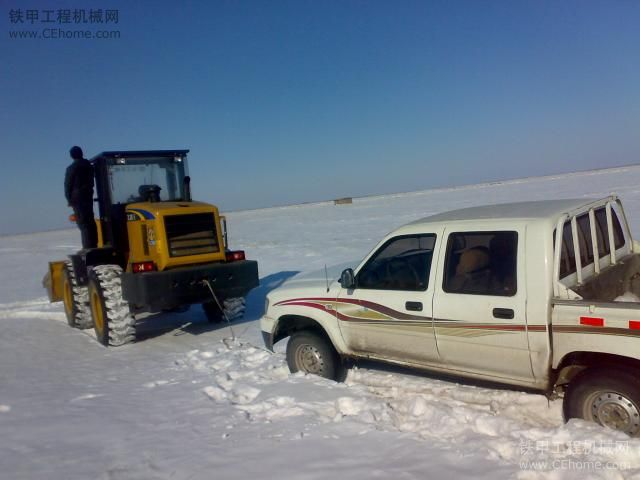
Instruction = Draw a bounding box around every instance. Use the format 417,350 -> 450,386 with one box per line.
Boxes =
134,270 -> 300,341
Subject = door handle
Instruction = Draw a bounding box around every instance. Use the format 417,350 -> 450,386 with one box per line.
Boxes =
493,308 -> 514,319
406,301 -> 423,312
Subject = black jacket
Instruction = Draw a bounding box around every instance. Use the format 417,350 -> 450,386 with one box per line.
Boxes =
64,158 -> 94,206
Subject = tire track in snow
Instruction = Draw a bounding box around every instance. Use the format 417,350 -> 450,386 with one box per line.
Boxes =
0,297 -> 66,322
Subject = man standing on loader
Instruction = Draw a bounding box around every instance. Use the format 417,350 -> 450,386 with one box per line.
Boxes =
65,146 -> 97,249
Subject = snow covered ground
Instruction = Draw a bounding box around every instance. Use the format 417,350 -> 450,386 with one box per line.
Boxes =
3,166 -> 640,479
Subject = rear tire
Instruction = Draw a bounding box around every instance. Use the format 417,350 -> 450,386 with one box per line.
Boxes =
222,297 -> 246,320
62,262 -> 92,329
286,331 -> 346,381
88,265 -> 136,347
563,368 -> 640,436
202,297 -> 246,323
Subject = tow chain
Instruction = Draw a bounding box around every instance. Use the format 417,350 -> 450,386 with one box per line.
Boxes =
201,279 -> 236,347
201,279 -> 273,354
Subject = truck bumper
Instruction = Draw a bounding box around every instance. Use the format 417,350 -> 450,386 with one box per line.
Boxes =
121,260 -> 259,312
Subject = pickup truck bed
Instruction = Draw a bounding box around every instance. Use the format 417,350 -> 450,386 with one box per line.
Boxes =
572,254 -> 640,302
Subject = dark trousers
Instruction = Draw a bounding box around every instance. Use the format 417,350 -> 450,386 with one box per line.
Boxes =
73,204 -> 98,249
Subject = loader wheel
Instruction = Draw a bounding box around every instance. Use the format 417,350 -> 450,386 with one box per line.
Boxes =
563,368 -> 640,436
88,265 -> 136,347
202,297 -> 246,323
62,262 -> 93,329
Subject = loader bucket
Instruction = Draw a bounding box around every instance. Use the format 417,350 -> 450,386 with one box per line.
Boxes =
43,261 -> 66,303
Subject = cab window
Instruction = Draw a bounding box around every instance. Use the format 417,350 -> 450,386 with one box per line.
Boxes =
356,235 -> 436,291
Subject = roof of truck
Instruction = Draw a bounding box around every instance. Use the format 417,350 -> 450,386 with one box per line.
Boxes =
408,198 -> 606,227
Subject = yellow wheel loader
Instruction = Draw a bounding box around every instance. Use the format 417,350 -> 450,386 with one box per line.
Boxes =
43,150 -> 259,346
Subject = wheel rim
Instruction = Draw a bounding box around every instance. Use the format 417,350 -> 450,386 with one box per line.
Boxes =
588,391 -> 640,435
91,289 -> 105,335
295,344 -> 325,374
63,278 -> 73,316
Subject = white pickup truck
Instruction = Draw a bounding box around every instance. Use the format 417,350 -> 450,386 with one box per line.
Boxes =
261,196 -> 640,435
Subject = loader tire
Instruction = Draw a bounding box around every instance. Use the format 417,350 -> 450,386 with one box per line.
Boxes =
62,262 -> 93,329
88,265 -> 136,347
223,297 -> 246,320
202,297 -> 246,323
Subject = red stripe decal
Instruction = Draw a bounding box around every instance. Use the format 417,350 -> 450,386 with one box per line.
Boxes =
580,316 -> 604,327
275,297 -> 430,321
629,321 -> 640,330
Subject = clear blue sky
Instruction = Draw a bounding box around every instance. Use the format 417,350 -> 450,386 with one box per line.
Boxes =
1,0 -> 639,235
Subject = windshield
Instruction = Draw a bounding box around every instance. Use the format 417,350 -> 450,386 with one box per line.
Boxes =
107,156 -> 188,204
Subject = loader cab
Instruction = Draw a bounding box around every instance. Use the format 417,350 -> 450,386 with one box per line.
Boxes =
91,150 -> 190,256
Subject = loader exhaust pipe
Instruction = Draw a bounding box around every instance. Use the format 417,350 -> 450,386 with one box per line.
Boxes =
184,175 -> 192,202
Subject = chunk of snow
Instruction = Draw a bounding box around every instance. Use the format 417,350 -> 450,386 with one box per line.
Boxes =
229,385 -> 261,405
614,291 -> 640,302
203,386 -> 228,402
336,397 -> 364,416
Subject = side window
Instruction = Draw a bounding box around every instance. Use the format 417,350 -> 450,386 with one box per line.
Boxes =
443,231 -> 517,296
356,235 -> 436,291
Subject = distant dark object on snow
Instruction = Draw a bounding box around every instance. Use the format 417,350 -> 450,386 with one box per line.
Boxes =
334,197 -> 353,205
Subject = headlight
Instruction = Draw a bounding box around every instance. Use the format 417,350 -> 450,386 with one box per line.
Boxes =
264,297 -> 270,315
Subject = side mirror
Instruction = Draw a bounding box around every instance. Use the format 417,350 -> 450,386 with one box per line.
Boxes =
339,268 -> 356,289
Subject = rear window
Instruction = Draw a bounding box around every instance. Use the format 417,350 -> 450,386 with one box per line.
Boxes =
558,207 -> 625,279
594,207 -> 625,255
559,222 -> 577,279
577,214 -> 594,266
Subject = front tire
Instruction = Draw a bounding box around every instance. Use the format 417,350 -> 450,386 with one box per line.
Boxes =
563,368 -> 640,436
286,331 -> 346,381
88,265 -> 136,347
62,262 -> 92,329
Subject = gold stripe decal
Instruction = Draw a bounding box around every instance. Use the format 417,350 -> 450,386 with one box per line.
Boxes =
275,297 -> 546,336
